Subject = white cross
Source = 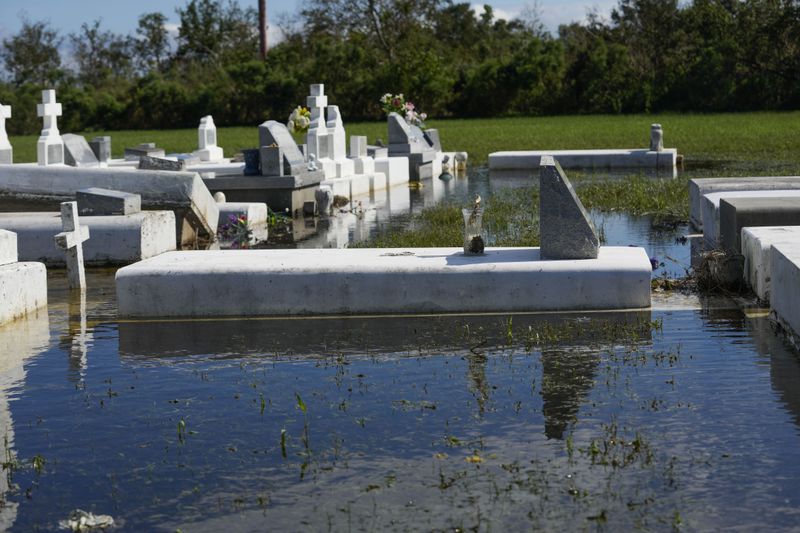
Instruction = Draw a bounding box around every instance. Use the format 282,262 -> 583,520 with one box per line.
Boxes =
37,89 -> 62,136
54,202 -> 90,290
0,103 -> 10,151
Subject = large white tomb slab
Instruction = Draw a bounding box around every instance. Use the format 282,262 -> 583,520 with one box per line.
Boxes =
770,242 -> 800,345
0,165 -> 218,245
701,190 -> 800,247
0,230 -> 47,325
689,176 -> 800,230
0,211 -> 175,266
116,246 -> 652,318
741,226 -> 800,302
489,149 -> 677,176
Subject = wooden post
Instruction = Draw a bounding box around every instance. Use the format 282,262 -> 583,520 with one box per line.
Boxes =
259,0 -> 268,59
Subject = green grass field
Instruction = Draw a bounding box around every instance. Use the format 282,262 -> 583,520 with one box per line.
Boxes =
9,112 -> 800,167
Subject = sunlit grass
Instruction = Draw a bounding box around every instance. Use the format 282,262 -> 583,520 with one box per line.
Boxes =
8,111 -> 800,167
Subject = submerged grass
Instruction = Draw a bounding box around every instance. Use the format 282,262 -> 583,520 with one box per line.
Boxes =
576,175 -> 689,221
352,187 -> 540,249
8,111 -> 800,167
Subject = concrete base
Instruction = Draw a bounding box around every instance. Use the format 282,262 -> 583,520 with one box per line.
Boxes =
203,171 -> 325,218
0,165 -> 218,246
321,174 -> 372,200
0,211 -> 176,266
489,149 -> 677,175
116,246 -> 652,318
375,157 -> 410,186
720,197 -> 800,253
369,172 -> 388,194
701,190 -> 800,247
217,202 -> 268,226
770,243 -> 800,345
0,262 -> 47,325
689,176 -> 800,230
741,226 -> 800,302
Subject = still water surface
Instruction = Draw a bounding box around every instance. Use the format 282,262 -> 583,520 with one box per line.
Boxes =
1,272 -> 800,531
2,165 -> 800,530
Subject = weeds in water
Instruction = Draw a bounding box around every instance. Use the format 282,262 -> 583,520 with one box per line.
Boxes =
177,418 -> 187,445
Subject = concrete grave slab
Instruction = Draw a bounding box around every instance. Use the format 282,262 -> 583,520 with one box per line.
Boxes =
0,165 -> 218,246
77,188 -> 141,216
115,246 -> 652,318
701,190 -> 800,247
0,211 -> 176,266
741,226 -> 800,302
63,134 -> 100,167
539,156 -> 599,260
124,143 -> 166,161
489,149 -> 677,175
720,197 -> 800,253
0,230 -> 17,266
139,155 -> 186,171
770,243 -> 800,345
689,176 -> 800,230
0,262 -> 47,325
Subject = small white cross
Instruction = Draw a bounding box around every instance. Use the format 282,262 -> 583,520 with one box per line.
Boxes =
54,201 -> 90,290
37,89 -> 62,134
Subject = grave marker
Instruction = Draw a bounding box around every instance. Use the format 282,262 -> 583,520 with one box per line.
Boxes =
63,134 -> 100,167
306,84 -> 330,161
539,156 -> 599,260
89,136 -> 111,163
37,90 -> 64,166
138,155 -> 186,171
193,115 -> 224,161
54,201 -> 89,290
76,188 -> 141,216
0,103 -> 12,164
258,121 -> 306,176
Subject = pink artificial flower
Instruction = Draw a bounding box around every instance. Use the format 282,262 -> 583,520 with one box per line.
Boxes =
405,101 -> 415,111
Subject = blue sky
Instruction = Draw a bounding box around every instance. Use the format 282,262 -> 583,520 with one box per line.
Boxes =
0,0 -> 619,44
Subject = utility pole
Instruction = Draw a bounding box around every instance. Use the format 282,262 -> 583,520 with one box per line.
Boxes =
258,0 -> 268,59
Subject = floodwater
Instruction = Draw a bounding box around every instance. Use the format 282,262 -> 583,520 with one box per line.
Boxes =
2,272 -> 800,531
2,165 -> 800,530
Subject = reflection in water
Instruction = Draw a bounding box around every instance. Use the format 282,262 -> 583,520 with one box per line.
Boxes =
0,311 -> 50,531
748,318 -> 800,429
60,290 -> 90,380
540,348 -> 601,440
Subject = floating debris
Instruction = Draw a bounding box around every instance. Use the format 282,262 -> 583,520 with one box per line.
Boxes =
60,509 -> 115,532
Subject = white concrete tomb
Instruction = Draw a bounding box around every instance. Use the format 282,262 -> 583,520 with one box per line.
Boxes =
116,246 -> 652,318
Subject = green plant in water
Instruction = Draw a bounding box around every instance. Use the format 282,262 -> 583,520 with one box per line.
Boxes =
177,418 -> 187,445
32,454 -> 46,475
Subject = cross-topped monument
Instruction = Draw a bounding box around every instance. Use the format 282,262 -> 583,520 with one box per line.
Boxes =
54,201 -> 90,290
306,84 -> 330,161
193,115 -> 224,162
37,89 -> 64,166
0,103 -> 11,164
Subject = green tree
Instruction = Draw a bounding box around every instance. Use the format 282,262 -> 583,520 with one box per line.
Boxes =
0,19 -> 63,86
70,20 -> 133,86
134,12 -> 172,73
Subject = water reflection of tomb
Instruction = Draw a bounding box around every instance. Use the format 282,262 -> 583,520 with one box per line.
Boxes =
748,318 -> 800,429
0,311 -> 51,531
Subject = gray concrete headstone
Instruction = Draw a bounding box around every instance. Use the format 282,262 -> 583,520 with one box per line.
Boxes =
388,113 -> 411,145
258,120 -> 306,175
242,149 -> 261,175
539,156 -> 599,260
89,136 -> 111,162
138,155 -> 186,171
63,134 -> 100,167
76,187 -> 141,216
424,129 -> 442,152
260,146 -> 284,176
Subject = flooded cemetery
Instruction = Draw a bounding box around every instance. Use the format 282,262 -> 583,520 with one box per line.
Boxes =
1,85 -> 800,532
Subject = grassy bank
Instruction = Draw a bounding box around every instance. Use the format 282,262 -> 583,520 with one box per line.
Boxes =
9,111 -> 800,167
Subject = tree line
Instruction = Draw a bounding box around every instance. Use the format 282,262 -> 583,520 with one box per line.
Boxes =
1,0 -> 798,135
